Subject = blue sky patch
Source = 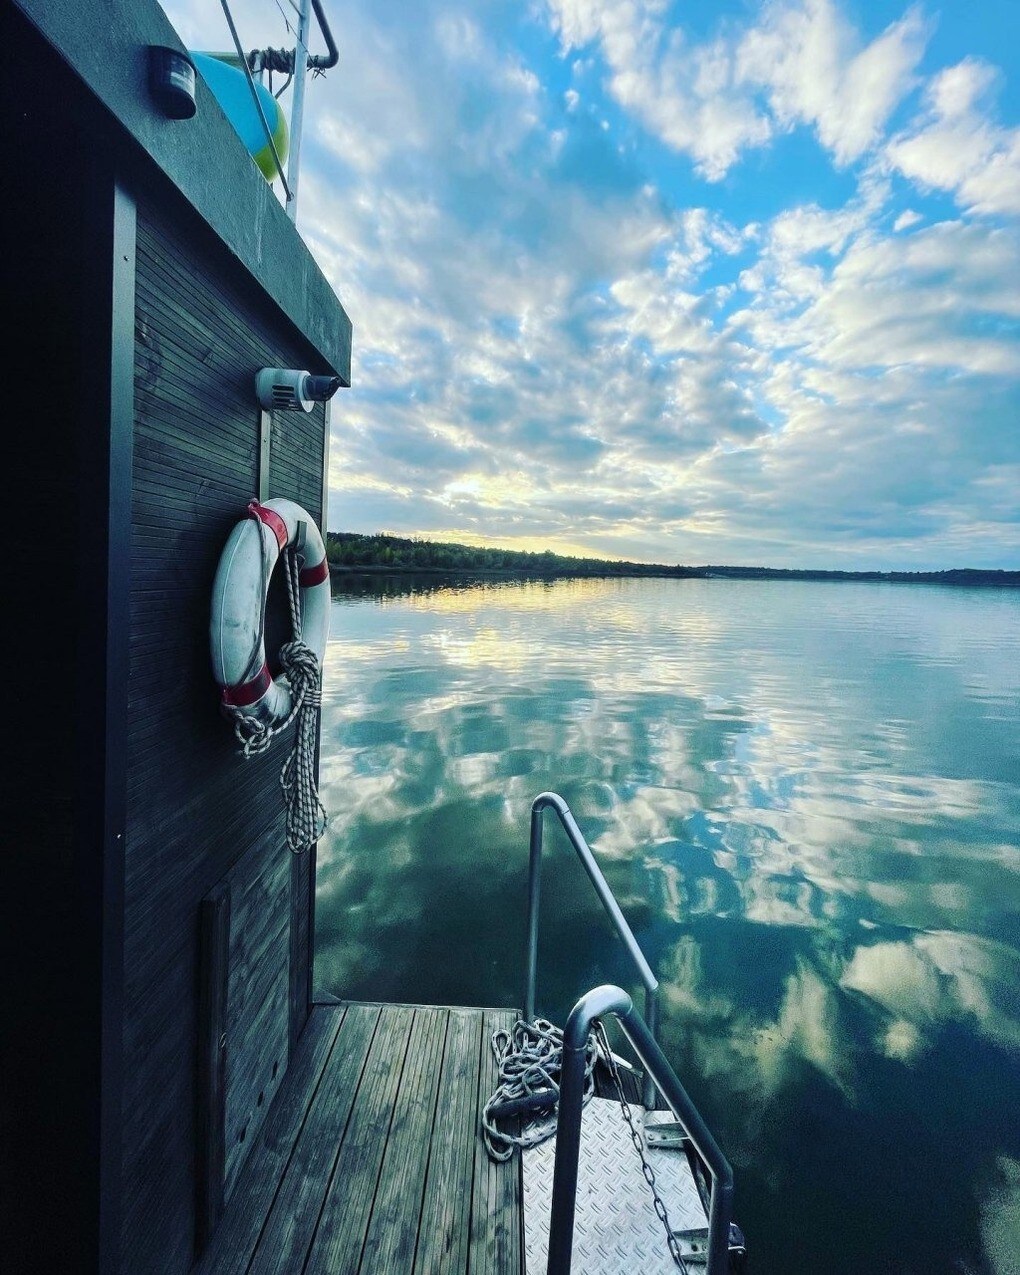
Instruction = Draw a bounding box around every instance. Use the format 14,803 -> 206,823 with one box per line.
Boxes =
164,0 -> 1020,569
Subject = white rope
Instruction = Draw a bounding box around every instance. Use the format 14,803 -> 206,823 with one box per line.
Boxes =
225,528 -> 327,855
277,663 -> 327,852
481,1018 -> 602,1162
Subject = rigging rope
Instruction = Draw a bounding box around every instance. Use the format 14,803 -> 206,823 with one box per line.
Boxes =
217,0 -> 292,197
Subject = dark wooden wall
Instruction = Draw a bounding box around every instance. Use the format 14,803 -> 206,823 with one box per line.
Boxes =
3,11 -> 134,1269
4,18 -> 99,1269
4,5 -> 347,1272
122,187 -> 328,1275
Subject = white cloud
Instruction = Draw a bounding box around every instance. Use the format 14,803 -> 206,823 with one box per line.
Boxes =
610,271 -> 717,355
545,0 -> 771,178
887,58 -> 1020,217
981,1158 -> 1020,1275
546,0 -> 929,176
434,12 -> 484,62
733,200 -> 1020,373
738,0 -> 929,165
841,931 -> 1020,1053
893,208 -> 922,231
789,220 -> 1020,374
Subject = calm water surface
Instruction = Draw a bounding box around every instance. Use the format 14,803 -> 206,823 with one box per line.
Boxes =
314,577 -> 1020,1275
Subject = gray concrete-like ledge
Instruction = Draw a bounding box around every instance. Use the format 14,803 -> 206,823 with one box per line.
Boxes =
15,0 -> 353,381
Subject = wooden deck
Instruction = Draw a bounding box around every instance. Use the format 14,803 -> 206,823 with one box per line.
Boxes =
196,1002 -> 522,1275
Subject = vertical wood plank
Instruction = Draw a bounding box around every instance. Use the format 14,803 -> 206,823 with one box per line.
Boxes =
223,852 -> 291,1200
358,1008 -> 448,1273
97,172 -> 136,1274
289,845 -> 313,1055
470,1009 -> 522,1275
413,1010 -> 484,1275
302,1006 -> 416,1275
320,398 -> 331,530
257,409 -> 272,501
248,1003 -> 383,1275
194,1005 -> 347,1275
196,881 -> 231,1252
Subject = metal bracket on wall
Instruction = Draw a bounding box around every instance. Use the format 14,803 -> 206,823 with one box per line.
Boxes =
258,409 -> 272,501
321,398 -> 331,530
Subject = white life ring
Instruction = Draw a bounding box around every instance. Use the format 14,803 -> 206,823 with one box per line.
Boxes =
210,498 -> 331,726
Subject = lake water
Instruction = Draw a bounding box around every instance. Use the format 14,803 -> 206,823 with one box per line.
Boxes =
314,576 -> 1020,1275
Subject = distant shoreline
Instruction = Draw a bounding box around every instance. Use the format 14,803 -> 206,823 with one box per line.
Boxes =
325,531 -> 1018,587
328,563 -> 1020,587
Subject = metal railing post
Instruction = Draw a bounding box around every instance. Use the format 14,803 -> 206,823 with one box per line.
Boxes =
525,792 -> 660,1077
643,985 -> 659,1109
618,1005 -> 734,1275
524,803 -> 544,1024
547,986 -> 634,1275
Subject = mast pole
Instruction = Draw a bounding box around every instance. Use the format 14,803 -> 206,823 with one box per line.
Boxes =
286,0 -> 312,222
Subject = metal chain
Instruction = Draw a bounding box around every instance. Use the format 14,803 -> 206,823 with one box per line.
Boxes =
593,1021 -> 689,1273
481,1019 -> 600,1162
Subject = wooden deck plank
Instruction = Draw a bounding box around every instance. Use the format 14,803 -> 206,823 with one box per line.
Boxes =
200,1002 -> 523,1275
357,1007 -> 449,1273
195,1005 -> 347,1275
469,1009 -> 523,1275
413,1009 -> 485,1275
246,1003 -> 382,1275
302,1005 -> 417,1274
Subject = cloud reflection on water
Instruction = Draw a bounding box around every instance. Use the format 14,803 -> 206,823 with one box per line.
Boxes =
316,576 -> 1019,1274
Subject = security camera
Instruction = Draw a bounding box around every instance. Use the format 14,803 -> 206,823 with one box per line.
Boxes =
255,368 -> 343,412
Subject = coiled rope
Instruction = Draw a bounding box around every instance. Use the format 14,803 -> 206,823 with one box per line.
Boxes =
481,1018 -> 601,1162
224,517 -> 327,855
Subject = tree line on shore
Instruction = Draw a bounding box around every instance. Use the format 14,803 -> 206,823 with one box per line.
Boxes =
325,530 -> 697,576
325,531 -> 1019,587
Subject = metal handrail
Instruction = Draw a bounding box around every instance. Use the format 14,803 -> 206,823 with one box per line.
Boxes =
525,792 -> 659,1108
548,984 -> 734,1275
308,0 -> 339,69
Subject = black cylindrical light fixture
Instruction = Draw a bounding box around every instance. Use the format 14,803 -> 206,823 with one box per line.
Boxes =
149,46 -> 197,120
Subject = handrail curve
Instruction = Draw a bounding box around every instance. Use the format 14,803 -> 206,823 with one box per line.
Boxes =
525,792 -> 659,1106
548,984 -> 734,1275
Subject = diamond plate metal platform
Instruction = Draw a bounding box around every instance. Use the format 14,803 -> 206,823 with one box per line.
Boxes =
522,1098 -> 709,1274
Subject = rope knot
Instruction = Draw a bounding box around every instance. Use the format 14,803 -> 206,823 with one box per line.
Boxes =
279,639 -> 322,705
228,710 -> 275,758
228,540 -> 328,854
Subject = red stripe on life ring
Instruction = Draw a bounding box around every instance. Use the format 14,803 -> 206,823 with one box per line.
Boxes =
221,663 -> 272,707
299,558 -> 330,587
247,499 -> 289,552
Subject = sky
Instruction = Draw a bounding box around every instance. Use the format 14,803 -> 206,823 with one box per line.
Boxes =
161,0 -> 1020,570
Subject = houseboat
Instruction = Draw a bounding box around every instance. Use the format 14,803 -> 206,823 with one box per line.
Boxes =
2,2 -> 738,1271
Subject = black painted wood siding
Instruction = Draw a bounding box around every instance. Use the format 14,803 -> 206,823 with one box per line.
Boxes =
123,189 -> 328,1275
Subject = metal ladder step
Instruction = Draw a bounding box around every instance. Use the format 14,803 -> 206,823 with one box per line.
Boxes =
522,1098 -> 709,1273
